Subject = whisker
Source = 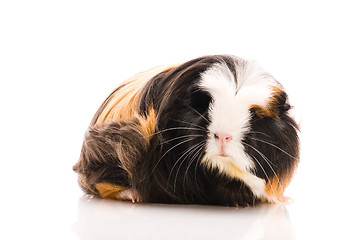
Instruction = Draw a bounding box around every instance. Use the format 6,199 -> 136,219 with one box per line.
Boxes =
167,142 -> 202,191
182,142 -> 205,192
193,145 -> 205,193
248,137 -> 298,159
247,131 -> 271,139
244,142 -> 276,167
152,127 -> 205,137
242,141 -> 279,195
161,134 -> 203,145
167,141 -> 200,182
242,141 -> 279,176
170,118 -> 207,131
144,126 -> 205,182
176,97 -> 210,124
149,137 -> 196,179
175,142 -> 204,191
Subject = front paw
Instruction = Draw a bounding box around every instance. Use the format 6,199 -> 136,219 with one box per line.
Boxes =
117,188 -> 142,203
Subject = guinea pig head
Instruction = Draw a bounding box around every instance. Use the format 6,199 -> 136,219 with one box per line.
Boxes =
140,56 -> 299,203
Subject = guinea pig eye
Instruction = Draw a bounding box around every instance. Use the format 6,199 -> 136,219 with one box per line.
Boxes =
190,90 -> 212,114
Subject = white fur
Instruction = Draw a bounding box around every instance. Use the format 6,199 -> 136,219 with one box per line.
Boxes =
199,59 -> 279,200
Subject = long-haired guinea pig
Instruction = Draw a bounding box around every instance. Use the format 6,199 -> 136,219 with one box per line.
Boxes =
73,55 -> 299,207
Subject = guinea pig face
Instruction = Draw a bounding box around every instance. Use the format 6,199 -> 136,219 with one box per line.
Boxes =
200,62 -> 275,173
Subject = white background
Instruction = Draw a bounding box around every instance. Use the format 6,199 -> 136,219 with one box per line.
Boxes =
1,1 -> 360,239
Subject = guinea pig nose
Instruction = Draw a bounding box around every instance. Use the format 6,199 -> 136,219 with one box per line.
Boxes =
215,133 -> 232,143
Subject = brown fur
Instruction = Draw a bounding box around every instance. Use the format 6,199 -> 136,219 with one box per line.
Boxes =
73,116 -> 150,197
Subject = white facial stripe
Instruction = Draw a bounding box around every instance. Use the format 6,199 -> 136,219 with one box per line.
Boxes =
200,60 -> 276,141
199,59 -> 279,200
199,62 -> 237,97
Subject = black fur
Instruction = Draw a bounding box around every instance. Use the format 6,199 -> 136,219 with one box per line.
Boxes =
244,104 -> 299,184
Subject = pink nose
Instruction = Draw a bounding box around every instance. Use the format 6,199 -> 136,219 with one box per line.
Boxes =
215,133 -> 232,143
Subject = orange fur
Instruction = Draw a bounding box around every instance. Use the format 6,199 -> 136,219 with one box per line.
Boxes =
265,169 -> 296,199
136,107 -> 157,144
95,182 -> 126,199
250,86 -> 284,119
95,64 -> 178,126
265,176 -> 284,199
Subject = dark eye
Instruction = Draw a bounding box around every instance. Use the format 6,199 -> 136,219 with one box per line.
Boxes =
190,90 -> 212,114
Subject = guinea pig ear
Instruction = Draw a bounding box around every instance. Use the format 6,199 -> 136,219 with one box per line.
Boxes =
275,90 -> 291,116
250,88 -> 291,119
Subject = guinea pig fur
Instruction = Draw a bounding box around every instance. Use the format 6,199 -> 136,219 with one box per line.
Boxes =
73,55 -> 299,207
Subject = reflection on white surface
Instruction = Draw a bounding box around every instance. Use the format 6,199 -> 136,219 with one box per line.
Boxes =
73,196 -> 294,240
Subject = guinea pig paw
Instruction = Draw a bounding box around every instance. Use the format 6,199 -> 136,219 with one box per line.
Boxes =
278,196 -> 293,204
117,188 -> 142,203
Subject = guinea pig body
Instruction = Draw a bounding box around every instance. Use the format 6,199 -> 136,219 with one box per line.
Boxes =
73,55 -> 299,207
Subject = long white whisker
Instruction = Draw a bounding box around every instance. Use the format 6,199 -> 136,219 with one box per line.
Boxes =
149,137 -> 196,178
247,131 -> 271,139
176,97 -> 210,124
162,134 -> 203,144
167,141 -> 202,186
248,137 -> 298,159
244,142 -> 276,167
182,142 -> 205,192
152,127 -> 205,137
168,142 -> 201,192
243,141 -> 279,178
242,141 -> 279,195
193,145 -> 205,193
174,142 -> 204,191
170,119 -> 207,131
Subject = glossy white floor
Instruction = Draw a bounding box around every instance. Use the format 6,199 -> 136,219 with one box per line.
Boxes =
1,1 -> 360,239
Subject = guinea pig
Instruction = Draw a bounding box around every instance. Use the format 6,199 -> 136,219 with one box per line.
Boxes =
73,55 -> 299,207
